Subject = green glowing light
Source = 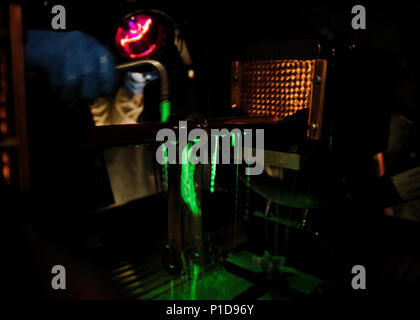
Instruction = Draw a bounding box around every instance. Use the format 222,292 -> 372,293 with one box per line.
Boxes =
235,163 -> 239,211
155,269 -> 253,300
190,263 -> 200,300
161,144 -> 168,189
170,279 -> 174,300
160,100 -> 171,123
181,142 -> 201,216
210,135 -> 219,193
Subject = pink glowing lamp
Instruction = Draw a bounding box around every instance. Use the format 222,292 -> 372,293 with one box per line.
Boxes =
115,14 -> 164,59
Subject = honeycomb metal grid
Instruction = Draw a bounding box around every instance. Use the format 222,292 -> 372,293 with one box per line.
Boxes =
237,60 -> 316,120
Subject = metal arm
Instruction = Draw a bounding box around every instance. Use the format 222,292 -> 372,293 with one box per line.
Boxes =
115,59 -> 170,102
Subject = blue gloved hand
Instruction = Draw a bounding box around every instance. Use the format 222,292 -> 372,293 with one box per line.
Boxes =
123,71 -> 159,95
24,30 -> 116,103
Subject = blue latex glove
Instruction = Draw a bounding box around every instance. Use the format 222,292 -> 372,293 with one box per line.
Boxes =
123,71 -> 158,95
24,30 -> 115,103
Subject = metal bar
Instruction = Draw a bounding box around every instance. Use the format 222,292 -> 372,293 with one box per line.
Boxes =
231,61 -> 240,109
66,117 -> 280,149
307,59 -> 327,140
116,60 -> 169,102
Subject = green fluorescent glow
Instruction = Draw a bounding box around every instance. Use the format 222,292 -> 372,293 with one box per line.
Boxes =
162,144 -> 168,189
232,132 -> 242,161
155,269 -> 253,300
190,263 -> 200,300
170,279 -> 174,300
160,101 -> 171,122
181,142 -> 201,216
210,135 -> 219,193
236,132 -> 241,161
235,156 -> 239,214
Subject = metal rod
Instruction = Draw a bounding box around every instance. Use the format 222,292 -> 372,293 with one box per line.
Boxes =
115,60 -> 169,102
66,117 -> 280,149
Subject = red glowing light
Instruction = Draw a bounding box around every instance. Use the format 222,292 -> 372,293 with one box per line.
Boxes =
120,18 -> 152,46
115,14 -> 164,60
129,44 -> 156,59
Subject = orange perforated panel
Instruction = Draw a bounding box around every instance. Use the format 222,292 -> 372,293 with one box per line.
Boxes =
232,59 -> 327,140
236,60 -> 316,119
